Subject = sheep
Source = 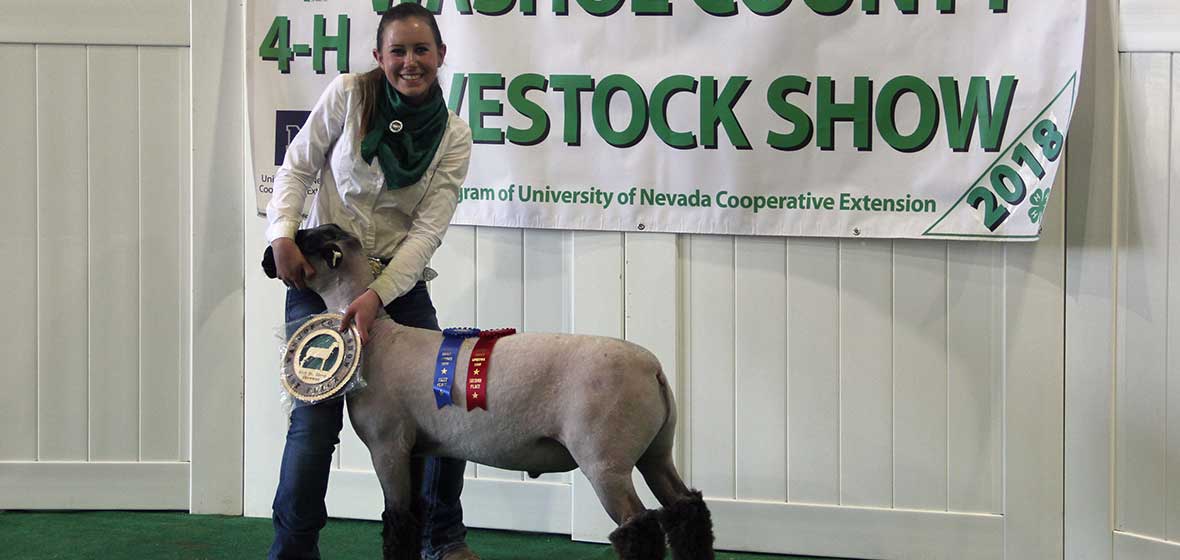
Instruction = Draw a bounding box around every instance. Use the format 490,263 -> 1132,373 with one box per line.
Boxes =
262,224 -> 715,560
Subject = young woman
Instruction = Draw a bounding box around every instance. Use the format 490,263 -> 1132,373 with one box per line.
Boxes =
265,5 -> 476,559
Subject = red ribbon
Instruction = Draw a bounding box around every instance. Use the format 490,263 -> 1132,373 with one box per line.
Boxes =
467,328 -> 515,411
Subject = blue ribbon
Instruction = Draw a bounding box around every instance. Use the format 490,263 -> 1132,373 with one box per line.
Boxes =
434,328 -> 480,408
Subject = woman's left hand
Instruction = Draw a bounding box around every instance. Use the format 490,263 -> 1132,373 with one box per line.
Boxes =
341,289 -> 382,345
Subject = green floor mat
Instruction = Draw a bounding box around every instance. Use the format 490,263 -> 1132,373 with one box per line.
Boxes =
0,511 -> 837,559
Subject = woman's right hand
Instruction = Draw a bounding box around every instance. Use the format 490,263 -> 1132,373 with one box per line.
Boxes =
271,237 -> 317,289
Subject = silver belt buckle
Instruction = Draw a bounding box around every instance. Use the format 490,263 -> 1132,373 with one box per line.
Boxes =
367,256 -> 438,282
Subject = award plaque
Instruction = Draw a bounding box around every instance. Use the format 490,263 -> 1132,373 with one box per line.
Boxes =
282,313 -> 362,403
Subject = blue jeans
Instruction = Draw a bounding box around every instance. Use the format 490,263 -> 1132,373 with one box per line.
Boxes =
269,282 -> 469,560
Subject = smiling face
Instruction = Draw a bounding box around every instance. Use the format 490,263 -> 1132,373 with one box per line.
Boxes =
372,17 -> 446,105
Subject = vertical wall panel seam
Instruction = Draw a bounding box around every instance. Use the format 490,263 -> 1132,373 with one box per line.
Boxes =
521,229 -> 528,333
783,237 -> 790,502
945,242 -> 951,512
1109,50 -> 1123,544
1114,55 -> 1128,533
836,240 -> 843,505
887,240 -> 896,509
671,234 -> 682,474
137,46 -> 144,462
731,236 -> 737,500
890,241 -> 897,508
178,48 -> 187,462
622,232 -> 628,340
1001,244 -> 1009,518
1166,56 -> 1174,539
1061,123 -> 1069,539
1167,53 -> 1176,540
619,232 -> 625,339
85,45 -> 92,463
521,231 -> 528,474
34,44 -> 42,462
889,240 -> 895,508
1001,242 -> 1008,554
680,235 -> 692,484
680,235 -> 691,482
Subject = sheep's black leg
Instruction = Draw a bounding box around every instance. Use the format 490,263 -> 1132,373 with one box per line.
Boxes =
659,490 -> 715,560
365,441 -> 418,560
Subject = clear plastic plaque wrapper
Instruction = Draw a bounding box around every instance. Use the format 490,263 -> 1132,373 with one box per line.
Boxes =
280,312 -> 366,408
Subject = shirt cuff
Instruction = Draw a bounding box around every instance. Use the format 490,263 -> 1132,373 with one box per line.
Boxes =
265,220 -> 300,243
367,274 -> 397,307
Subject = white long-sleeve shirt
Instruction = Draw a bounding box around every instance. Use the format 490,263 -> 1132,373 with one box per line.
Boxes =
266,73 -> 473,305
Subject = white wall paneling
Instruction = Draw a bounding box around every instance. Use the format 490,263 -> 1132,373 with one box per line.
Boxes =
947,242 -> 1003,514
838,239 -> 893,508
1115,532 -> 1180,560
1004,160 -> 1067,558
787,238 -> 841,506
736,236 -> 788,503
0,463 -> 189,509
892,240 -> 950,512
710,500 -> 1002,559
190,0 -> 244,514
139,46 -> 187,462
1116,52 -> 1173,542
243,176 -> 292,517
1104,51 -> 1180,558
0,0 -> 189,47
36,44 -> 90,462
1171,54 -> 1180,547
88,45 -> 140,462
1065,0 -> 1119,557
0,37 -> 191,508
1120,0 -> 1180,53
689,235 -> 736,500
0,44 -> 38,462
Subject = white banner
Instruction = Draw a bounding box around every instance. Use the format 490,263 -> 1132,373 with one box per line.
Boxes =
248,0 -> 1084,240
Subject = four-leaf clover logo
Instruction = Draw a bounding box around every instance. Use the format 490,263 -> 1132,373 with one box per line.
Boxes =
1028,188 -> 1051,224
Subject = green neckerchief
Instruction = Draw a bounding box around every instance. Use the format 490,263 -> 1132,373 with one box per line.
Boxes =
360,79 -> 449,190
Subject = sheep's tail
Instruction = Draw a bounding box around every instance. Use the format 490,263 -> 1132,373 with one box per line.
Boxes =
649,366 -> 677,458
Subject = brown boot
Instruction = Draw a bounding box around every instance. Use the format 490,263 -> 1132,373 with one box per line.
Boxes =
438,544 -> 481,560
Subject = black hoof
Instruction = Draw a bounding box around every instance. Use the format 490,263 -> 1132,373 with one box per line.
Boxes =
609,509 -> 666,560
659,490 -> 715,560
381,508 -> 421,560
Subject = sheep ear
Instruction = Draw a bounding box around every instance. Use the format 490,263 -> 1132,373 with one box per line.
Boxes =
321,244 -> 344,269
262,246 -> 277,278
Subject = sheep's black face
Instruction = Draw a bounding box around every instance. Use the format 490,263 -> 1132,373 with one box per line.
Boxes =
295,224 -> 359,256
261,223 -> 362,279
